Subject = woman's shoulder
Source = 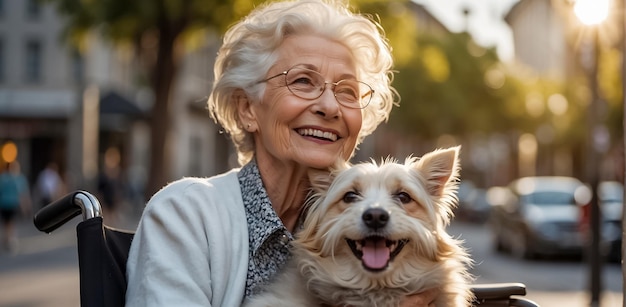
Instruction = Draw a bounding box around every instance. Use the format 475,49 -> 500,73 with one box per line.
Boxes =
143,169 -> 244,217
162,169 -> 240,194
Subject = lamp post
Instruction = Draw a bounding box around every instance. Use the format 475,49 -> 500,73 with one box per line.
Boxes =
619,0 -> 626,302
573,0 -> 609,306
587,27 -> 602,307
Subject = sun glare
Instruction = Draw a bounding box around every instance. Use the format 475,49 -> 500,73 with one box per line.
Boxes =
574,0 -> 610,25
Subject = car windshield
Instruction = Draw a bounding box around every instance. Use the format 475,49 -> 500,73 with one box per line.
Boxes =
600,184 -> 623,203
522,191 -> 575,205
602,196 -> 623,203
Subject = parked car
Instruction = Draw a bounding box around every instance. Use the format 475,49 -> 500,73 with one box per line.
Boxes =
456,181 -> 491,223
488,176 -> 589,259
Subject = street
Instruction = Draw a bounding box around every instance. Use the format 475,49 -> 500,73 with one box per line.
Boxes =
0,219 -> 81,307
449,222 -> 622,307
0,217 -> 622,306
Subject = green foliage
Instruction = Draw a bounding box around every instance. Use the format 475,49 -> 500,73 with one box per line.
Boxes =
389,31 -> 519,138
598,47 -> 624,143
384,20 -> 613,153
43,0 -> 258,47
353,0 -> 418,66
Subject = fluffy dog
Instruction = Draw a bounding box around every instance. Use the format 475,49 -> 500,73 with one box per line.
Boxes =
245,147 -> 473,307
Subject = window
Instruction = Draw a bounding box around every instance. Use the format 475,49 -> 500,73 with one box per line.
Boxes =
0,39 -> 4,82
25,40 -> 42,83
26,0 -> 41,19
71,49 -> 84,82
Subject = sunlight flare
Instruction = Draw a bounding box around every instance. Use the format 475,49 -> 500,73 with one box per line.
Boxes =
574,0 -> 609,25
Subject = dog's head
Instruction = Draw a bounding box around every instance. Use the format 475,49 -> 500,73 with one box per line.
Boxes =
295,146 -> 463,289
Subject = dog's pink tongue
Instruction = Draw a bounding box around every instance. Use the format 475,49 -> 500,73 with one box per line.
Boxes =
361,238 -> 390,269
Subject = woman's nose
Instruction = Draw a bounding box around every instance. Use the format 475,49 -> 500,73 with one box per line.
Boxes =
312,85 -> 341,118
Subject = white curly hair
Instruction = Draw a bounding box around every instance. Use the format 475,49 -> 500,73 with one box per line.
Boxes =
208,0 -> 397,165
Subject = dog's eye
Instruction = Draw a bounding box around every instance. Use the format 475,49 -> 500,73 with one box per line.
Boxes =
342,191 -> 360,203
394,192 -> 412,204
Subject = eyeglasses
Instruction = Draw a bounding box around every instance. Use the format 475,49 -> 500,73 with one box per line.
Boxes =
258,66 -> 374,109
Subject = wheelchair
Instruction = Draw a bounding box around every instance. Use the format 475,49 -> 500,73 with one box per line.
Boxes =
34,190 -> 540,307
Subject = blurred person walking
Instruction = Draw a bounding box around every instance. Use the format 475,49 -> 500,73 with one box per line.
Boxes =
35,162 -> 65,208
97,147 -> 127,225
0,161 -> 31,252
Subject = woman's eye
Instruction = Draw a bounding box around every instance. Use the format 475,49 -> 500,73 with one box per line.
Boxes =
335,85 -> 358,96
394,192 -> 412,204
334,86 -> 358,100
291,76 -> 315,86
342,191 -> 360,203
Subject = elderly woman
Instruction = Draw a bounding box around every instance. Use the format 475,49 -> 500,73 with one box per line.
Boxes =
126,1 -> 436,306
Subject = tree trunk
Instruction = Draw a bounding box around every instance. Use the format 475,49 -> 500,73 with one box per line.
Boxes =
145,26 -> 181,199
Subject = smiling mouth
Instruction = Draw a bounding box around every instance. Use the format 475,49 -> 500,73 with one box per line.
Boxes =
346,236 -> 409,272
297,128 -> 339,142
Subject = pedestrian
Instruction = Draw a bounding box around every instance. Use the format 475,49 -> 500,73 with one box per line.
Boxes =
97,147 -> 126,225
34,162 -> 64,208
0,161 -> 31,252
126,1 -> 437,306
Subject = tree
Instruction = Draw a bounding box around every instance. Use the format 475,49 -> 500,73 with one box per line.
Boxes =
45,0 -> 418,197
390,31 -> 520,138
45,0 -> 257,197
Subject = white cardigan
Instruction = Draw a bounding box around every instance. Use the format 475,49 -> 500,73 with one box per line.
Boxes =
126,170 -> 249,306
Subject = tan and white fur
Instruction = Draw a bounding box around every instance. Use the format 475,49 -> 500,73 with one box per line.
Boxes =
245,147 -> 473,307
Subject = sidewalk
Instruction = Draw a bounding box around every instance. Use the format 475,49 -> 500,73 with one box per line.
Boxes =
0,201 -> 143,307
526,290 -> 622,307
6,201 -> 142,257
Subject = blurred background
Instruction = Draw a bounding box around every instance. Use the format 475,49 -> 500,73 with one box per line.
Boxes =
0,0 -> 623,306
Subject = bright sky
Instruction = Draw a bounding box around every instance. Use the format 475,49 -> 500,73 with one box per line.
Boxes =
414,0 -> 520,61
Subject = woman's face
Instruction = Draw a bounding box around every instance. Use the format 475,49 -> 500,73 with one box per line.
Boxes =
247,34 -> 363,170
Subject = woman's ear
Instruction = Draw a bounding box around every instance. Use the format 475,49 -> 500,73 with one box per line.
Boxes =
235,89 -> 256,132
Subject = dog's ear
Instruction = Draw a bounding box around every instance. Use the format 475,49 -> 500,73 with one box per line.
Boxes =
307,159 -> 350,193
416,146 -> 460,197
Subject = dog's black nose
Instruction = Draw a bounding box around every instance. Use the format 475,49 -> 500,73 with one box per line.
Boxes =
362,208 -> 389,229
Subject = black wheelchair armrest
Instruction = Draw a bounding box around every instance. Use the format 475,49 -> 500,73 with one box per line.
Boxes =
472,283 -> 526,299
472,283 -> 540,307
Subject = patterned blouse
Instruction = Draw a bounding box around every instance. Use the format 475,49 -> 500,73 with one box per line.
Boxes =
238,160 -> 295,297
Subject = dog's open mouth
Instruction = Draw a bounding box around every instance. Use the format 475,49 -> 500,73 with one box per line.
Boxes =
346,237 -> 409,271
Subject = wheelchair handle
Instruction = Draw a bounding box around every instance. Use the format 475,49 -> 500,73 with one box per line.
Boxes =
34,190 -> 103,233
472,282 -> 526,299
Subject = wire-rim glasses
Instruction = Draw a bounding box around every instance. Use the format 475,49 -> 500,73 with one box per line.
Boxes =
258,66 -> 374,109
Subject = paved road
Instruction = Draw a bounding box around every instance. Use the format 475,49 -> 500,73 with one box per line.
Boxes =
0,218 -> 81,307
0,214 -> 622,306
449,221 -> 623,307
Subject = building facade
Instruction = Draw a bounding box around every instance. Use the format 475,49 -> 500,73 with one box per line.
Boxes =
0,0 -> 224,206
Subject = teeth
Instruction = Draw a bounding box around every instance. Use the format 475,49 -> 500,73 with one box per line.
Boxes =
354,238 -> 399,251
346,238 -> 409,261
297,128 -> 338,141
